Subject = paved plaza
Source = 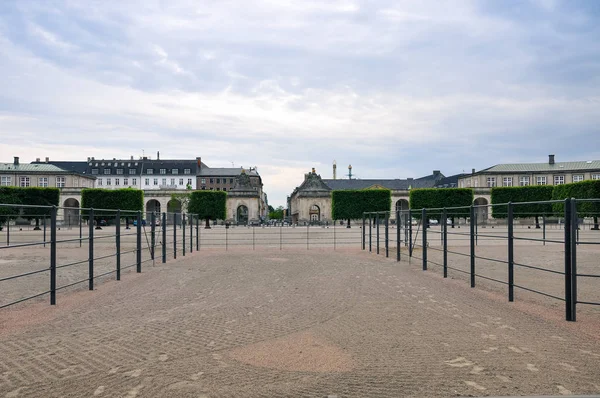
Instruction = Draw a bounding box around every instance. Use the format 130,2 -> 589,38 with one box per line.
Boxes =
1,249 -> 600,397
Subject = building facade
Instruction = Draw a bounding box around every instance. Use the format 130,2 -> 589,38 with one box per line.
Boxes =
1,157 -> 96,190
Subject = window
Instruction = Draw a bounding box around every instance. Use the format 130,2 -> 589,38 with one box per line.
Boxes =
101,162 -> 105,166
1,176 -> 12,186
202,186 -> 206,190
116,169 -> 123,175
104,169 -> 111,175
20,177 -> 30,187
216,178 -> 220,184
98,179 -> 103,186
222,187 -> 226,191
129,169 -> 136,175
123,178 -> 128,186
554,175 -> 565,185
161,178 -> 167,186
38,177 -> 48,187
106,178 -> 112,186
187,178 -> 192,186
210,178 -> 214,184
145,178 -> 150,186
486,177 -> 496,187
502,177 -> 513,187
593,174 -> 600,180
201,178 -> 206,184
115,178 -> 120,186
184,168 -> 191,174
132,178 -> 137,186
537,176 -> 547,185
573,174 -> 584,182
153,178 -> 158,186
147,169 -> 154,174
179,178 -> 184,185
56,177 -> 65,187
216,188 -> 220,191
230,178 -> 234,184
107,162 -> 111,166
172,169 -> 178,174
160,169 -> 166,175
92,169 -> 99,175
473,179 -> 479,187
519,176 -> 530,186
170,178 -> 175,185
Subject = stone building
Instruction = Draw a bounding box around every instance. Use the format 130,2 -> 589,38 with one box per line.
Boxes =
226,169 -> 263,225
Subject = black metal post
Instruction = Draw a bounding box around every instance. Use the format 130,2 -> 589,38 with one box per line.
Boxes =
570,199 -> 578,321
369,214 -> 372,252
253,223 -> 255,250
189,214 -> 193,254
173,213 -> 177,259
475,212 -> 478,245
470,205 -> 475,288
564,198 -> 573,321
362,213 -> 366,250
196,215 -> 199,251
150,212 -> 156,260
422,208 -> 427,271
136,211 -> 142,272
396,210 -> 401,262
306,223 -> 309,250
182,213 -> 186,256
385,212 -> 389,258
333,219 -> 336,250
376,213 -> 380,254
508,202 -> 514,302
89,208 -> 94,291
280,224 -> 282,250
543,215 -> 546,246
79,213 -> 82,248
116,210 -> 121,281
162,212 -> 167,263
226,222 -> 229,251
43,216 -> 47,248
408,209 -> 413,257
443,208 -> 447,278
50,206 -> 57,305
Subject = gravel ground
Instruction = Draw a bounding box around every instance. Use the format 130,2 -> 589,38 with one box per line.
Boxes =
1,249 -> 600,397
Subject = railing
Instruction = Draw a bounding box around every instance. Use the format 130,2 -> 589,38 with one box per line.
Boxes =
363,198 -> 600,322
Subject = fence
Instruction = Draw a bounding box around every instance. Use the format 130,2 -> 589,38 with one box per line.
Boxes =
0,204 -> 361,309
363,198 -> 600,322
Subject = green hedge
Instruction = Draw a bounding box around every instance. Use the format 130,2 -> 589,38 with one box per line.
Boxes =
409,188 -> 473,219
490,186 -> 554,218
81,188 -> 144,220
551,180 -> 600,216
188,191 -> 227,222
0,187 -> 59,225
331,189 -> 391,220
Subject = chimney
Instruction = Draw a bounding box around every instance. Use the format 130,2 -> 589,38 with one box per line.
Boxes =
433,170 -> 440,175
407,177 -> 413,181
472,168 -> 475,174
91,157 -> 95,161
36,158 -> 41,162
157,151 -> 160,160
333,160 -> 337,180
13,156 -> 19,166
45,157 -> 49,163
549,154 -> 555,165
196,157 -> 202,169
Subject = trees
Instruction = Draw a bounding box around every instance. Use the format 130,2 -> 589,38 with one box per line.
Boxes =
0,187 -> 22,230
409,188 -> 473,226
0,187 -> 59,230
331,189 -> 391,227
268,206 -> 284,220
81,188 -> 144,228
188,191 -> 227,229
552,180 -> 600,230
491,186 -> 554,228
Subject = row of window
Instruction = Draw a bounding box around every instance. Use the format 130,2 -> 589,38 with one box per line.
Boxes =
96,178 -> 194,187
92,168 -> 192,176
200,186 -> 227,191
200,178 -> 235,184
90,162 -> 138,167
486,174 -> 600,187
97,178 -> 137,187
0,176 -> 82,188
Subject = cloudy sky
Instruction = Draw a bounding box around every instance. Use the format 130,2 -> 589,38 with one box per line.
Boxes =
1,0 -> 599,206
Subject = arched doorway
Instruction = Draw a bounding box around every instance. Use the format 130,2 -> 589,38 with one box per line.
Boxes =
167,199 -> 182,226
146,199 -> 161,221
63,198 -> 80,227
237,205 -> 249,225
473,197 -> 488,224
309,204 -> 320,222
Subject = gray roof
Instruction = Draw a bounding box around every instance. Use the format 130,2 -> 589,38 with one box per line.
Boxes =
0,163 -> 69,173
434,173 -> 466,188
31,161 -> 89,174
322,172 -> 444,191
33,158 -> 202,176
198,167 -> 259,177
481,161 -> 600,173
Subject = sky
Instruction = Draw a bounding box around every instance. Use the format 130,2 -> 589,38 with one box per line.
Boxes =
1,0 -> 599,207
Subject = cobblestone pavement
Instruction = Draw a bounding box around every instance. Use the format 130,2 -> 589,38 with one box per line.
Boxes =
1,249 -> 600,397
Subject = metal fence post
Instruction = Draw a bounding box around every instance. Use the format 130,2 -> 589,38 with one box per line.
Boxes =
362,214 -> 366,250
376,213 -> 380,254
182,213 -> 186,256
226,222 -> 228,251
396,210 -> 401,262
116,210 -> 121,281
443,208 -> 447,278
543,215 -> 546,246
570,198 -> 578,321
306,223 -> 309,250
280,223 -> 282,250
173,213 -> 177,259
189,214 -> 193,254
150,212 -> 156,260
50,206 -> 57,305
333,219 -> 336,250
385,212 -> 389,258
508,202 -> 514,302
79,213 -> 82,248
369,214 -> 372,252
89,208 -> 94,291
136,211 -> 142,273
422,208 -> 427,271
564,198 -> 573,321
196,215 -> 199,251
408,209 -> 413,257
43,216 -> 47,248
470,205 -> 475,288
162,212 -> 167,263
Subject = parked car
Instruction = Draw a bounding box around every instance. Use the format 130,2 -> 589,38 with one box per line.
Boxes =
132,219 -> 147,226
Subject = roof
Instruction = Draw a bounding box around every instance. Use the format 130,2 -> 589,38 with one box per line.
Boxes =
322,171 -> 444,191
31,161 -> 89,174
480,161 -> 600,174
0,163 -> 69,172
198,167 -> 259,177
32,158 -> 202,176
434,173 -> 466,188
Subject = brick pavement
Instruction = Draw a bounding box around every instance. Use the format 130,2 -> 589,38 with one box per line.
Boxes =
1,249 -> 600,397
